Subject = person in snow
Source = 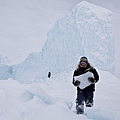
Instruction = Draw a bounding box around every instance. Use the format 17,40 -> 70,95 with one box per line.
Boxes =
72,56 -> 99,115
48,72 -> 51,78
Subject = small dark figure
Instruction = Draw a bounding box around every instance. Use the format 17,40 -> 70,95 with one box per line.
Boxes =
48,72 -> 51,78
72,56 -> 99,115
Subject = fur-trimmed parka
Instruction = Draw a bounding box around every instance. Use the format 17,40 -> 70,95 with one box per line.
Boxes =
73,63 -> 99,91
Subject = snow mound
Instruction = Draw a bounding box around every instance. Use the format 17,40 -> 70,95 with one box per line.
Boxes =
0,69 -> 120,120
0,77 -> 88,120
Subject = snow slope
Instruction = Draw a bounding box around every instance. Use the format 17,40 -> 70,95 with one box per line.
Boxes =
12,1 -> 115,83
0,69 -> 120,120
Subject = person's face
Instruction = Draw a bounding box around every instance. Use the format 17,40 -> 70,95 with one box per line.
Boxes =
80,62 -> 87,68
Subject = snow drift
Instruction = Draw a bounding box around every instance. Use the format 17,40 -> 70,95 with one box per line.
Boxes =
0,69 -> 120,120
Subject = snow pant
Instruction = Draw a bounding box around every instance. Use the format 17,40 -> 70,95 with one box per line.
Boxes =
76,89 -> 94,114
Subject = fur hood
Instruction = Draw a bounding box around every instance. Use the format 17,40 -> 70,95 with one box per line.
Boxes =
76,63 -> 94,72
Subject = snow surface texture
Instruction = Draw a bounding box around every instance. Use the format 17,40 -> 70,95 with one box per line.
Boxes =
0,69 -> 120,120
11,1 -> 114,83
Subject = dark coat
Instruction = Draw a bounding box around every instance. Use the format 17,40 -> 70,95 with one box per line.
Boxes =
48,72 -> 51,78
73,63 -> 99,91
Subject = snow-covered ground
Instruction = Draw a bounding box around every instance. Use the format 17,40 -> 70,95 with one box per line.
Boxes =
0,69 -> 120,120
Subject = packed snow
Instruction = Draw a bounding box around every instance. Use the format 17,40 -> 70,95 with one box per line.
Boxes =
0,69 -> 120,120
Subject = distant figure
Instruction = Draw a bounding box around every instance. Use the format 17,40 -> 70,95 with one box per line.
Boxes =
48,72 -> 51,78
72,56 -> 99,115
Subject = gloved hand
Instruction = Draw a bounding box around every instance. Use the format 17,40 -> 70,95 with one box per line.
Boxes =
88,77 -> 96,84
73,80 -> 80,87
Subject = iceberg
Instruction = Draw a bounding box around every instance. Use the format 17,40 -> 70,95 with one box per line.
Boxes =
12,1 -> 115,83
